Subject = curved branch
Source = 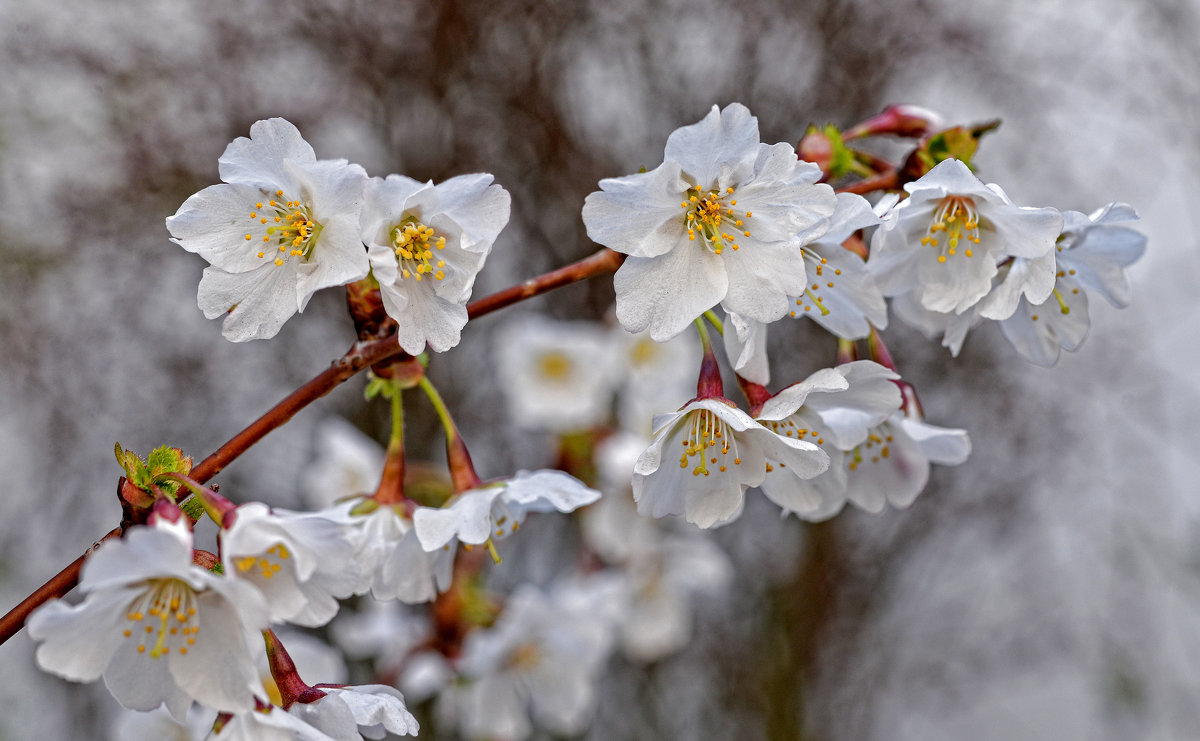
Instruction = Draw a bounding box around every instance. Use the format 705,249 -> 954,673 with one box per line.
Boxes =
0,247 -> 624,646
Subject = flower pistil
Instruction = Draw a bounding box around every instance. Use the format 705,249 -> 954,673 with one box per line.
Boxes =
681,185 -> 753,255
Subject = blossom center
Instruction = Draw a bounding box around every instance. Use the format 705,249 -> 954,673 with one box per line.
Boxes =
535,351 -> 573,382
920,196 -> 981,263
122,578 -> 200,659
234,543 -> 291,581
678,409 -> 742,476
244,190 -> 322,268
680,185 -> 753,256
391,217 -> 447,282
507,642 -> 542,671
846,427 -> 892,471
791,248 -> 843,318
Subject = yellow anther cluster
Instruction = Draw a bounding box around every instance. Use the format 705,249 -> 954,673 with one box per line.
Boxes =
122,579 -> 200,659
921,196 -> 982,263
680,185 -> 752,256
763,417 -> 825,446
847,430 -> 893,471
791,250 -> 836,317
246,191 -> 319,267
235,543 -> 291,580
536,351 -> 573,382
392,220 -> 448,282
678,409 -> 741,476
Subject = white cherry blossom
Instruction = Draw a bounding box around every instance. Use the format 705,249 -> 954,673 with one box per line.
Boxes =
583,102 -> 837,340
363,173 -> 511,354
221,503 -> 363,628
868,157 -> 1062,316
208,705 -> 339,741
754,361 -> 902,520
723,193 -> 890,384
999,203 -> 1146,366
496,315 -> 620,432
321,498 -> 454,604
412,470 -> 601,550
446,584 -> 614,740
167,118 -> 369,341
633,397 -> 829,528
27,518 -> 268,718
844,411 -> 971,512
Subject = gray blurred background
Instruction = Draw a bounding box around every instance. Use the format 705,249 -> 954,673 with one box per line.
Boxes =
1,0 -> 1198,739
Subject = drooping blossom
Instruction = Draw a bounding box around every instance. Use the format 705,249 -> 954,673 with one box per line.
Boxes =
843,410 -> 971,512
583,103 -> 837,341
868,157 -> 1062,317
999,203 -> 1146,366
412,470 -> 601,551
167,118 -> 369,341
221,503 -> 364,628
633,397 -> 829,528
754,361 -> 902,520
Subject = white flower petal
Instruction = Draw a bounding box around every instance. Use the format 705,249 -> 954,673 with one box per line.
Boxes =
614,249 -> 728,341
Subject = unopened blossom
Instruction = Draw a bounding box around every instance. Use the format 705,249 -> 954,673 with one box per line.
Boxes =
27,518 -> 268,718
413,470 -> 601,551
999,203 -> 1146,366
167,118 -> 369,341
221,503 -> 364,628
868,158 -> 1062,317
447,584 -> 614,740
633,397 -> 829,529
754,361 -> 902,520
844,411 -> 971,512
583,103 -> 837,341
322,498 -> 455,604
496,315 -> 620,432
363,173 -> 511,354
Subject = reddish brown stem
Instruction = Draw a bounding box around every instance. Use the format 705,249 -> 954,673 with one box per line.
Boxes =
466,247 -> 624,319
0,247 -> 625,646
0,527 -> 122,646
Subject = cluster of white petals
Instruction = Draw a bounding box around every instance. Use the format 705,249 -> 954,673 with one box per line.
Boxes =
444,584 -> 614,741
413,469 -> 601,550
28,517 -> 268,718
633,397 -> 830,528
868,157 -> 1063,318
167,119 -> 370,342
583,103 -> 837,341
998,203 -> 1145,365
168,118 -> 509,353
363,173 -> 511,354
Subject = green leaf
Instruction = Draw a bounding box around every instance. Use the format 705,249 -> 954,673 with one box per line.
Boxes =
918,120 -> 1001,171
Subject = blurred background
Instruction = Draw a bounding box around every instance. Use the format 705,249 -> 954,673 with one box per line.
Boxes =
1,0 -> 1198,739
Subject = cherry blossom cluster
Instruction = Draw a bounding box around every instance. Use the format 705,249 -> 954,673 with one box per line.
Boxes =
8,103 -> 1147,740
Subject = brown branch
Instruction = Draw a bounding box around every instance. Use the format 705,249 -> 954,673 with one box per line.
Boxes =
0,246 -> 624,646
466,247 -> 624,320
0,527 -> 122,646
